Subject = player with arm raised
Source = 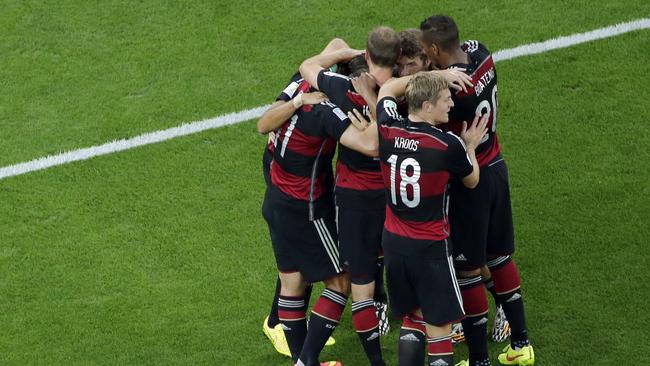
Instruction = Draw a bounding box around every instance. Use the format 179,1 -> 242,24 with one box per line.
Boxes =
257,71 -> 331,358
421,14 -> 534,366
299,28 -> 400,366
263,77 -> 378,366
377,71 -> 487,366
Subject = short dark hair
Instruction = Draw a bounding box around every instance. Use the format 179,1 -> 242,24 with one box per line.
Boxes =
337,54 -> 369,77
398,28 -> 427,62
366,26 -> 401,67
420,15 -> 460,52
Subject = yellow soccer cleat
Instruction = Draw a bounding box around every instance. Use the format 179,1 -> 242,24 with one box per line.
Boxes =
455,360 -> 470,366
262,316 -> 291,357
319,362 -> 342,366
498,344 -> 535,365
325,335 -> 336,347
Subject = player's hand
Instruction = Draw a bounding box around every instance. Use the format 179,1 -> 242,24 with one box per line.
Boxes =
460,113 -> 489,150
267,131 -> 276,145
436,68 -> 473,93
347,108 -> 373,131
302,91 -> 329,105
351,72 -> 377,99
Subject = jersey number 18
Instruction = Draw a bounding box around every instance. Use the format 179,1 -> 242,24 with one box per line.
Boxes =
387,154 -> 421,208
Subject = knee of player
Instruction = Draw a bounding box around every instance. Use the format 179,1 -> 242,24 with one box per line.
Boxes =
324,273 -> 351,295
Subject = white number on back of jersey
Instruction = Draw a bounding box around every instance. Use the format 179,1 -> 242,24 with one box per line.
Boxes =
280,114 -> 299,157
387,154 -> 421,208
475,85 -> 498,144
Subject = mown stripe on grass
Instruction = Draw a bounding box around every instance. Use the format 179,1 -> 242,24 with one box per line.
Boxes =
1,16 -> 649,181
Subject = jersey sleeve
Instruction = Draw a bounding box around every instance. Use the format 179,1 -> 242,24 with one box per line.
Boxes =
377,96 -> 403,126
317,69 -> 353,107
275,72 -> 303,102
317,103 -> 352,141
446,132 -> 474,178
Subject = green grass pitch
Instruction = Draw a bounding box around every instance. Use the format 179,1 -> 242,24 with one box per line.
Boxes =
1,1 -> 649,365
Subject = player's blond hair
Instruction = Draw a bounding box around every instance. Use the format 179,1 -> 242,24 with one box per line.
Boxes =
405,72 -> 450,112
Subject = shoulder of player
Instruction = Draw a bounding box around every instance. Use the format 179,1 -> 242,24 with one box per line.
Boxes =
462,40 -> 491,55
442,131 -> 467,151
312,101 -> 349,122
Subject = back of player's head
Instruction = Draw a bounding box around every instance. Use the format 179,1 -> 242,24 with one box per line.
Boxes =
338,54 -> 369,78
398,28 -> 427,62
366,26 -> 401,67
405,72 -> 450,112
420,15 -> 460,52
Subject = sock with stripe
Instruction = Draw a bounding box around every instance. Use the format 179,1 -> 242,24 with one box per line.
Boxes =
398,315 -> 426,366
297,288 -> 348,366
278,294 -> 307,362
267,277 -> 281,328
482,276 -> 500,307
458,275 -> 490,365
427,334 -> 454,366
489,257 -> 530,349
352,299 -> 385,366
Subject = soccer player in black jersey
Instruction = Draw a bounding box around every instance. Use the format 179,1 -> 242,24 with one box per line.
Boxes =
300,28 -> 401,366
262,76 -> 379,366
420,15 -> 535,366
377,71 -> 487,366
258,71 -> 330,358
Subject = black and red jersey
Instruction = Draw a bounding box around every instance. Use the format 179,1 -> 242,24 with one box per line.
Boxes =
445,40 -> 501,167
377,96 -> 473,243
317,69 -> 384,210
263,72 -> 304,186
270,81 -> 352,218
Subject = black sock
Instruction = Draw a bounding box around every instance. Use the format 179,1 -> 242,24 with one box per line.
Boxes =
459,276 -> 489,365
482,276 -> 500,307
490,259 -> 530,348
298,288 -> 347,366
352,299 -> 385,366
398,316 -> 426,366
278,294 -> 307,362
426,334 -> 453,366
267,277 -> 281,328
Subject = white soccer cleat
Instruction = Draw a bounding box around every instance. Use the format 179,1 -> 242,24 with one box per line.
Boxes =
451,322 -> 465,344
375,301 -> 390,336
492,304 -> 511,343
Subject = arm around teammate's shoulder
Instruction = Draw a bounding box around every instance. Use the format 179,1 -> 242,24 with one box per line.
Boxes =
339,109 -> 379,157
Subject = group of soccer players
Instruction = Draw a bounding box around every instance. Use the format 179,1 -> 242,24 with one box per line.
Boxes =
257,14 -> 535,366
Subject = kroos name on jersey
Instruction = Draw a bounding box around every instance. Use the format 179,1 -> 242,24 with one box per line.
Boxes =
394,137 -> 419,151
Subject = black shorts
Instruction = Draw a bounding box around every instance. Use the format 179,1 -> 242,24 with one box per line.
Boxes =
449,158 -> 515,269
337,206 -> 385,285
383,231 -> 464,326
262,188 -> 342,283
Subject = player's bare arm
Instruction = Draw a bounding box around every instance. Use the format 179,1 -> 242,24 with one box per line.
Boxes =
460,113 -> 489,188
256,91 -> 329,134
299,47 -> 364,90
351,72 -> 379,120
339,108 -> 379,157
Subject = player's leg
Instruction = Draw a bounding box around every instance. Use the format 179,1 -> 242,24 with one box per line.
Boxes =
297,273 -> 350,366
424,321 -> 454,366
486,161 -> 533,365
456,268 -> 491,366
416,245 -> 465,366
374,250 -> 390,336
278,270 -> 309,363
339,207 -> 386,366
295,216 -> 348,366
480,265 -> 510,342
449,178 -> 492,366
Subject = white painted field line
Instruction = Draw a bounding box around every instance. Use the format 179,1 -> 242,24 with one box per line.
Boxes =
1,17 -> 649,181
